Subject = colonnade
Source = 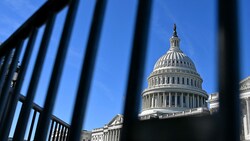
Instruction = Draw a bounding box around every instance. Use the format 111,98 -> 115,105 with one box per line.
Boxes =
103,129 -> 120,141
142,92 -> 206,110
148,75 -> 202,89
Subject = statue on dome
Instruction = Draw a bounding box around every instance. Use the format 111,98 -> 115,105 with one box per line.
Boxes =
173,23 -> 178,37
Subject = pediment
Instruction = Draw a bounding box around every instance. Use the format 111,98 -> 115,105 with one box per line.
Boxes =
240,76 -> 250,91
107,114 -> 123,126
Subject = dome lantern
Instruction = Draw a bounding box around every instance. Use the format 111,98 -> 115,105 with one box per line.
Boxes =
169,24 -> 181,52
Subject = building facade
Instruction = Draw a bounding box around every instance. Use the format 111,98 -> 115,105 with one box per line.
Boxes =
91,114 -> 123,141
207,76 -> 250,141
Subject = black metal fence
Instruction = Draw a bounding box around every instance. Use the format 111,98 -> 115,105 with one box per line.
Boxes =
0,0 -> 240,141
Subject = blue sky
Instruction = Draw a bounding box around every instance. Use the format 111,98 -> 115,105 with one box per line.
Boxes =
0,0 -> 249,135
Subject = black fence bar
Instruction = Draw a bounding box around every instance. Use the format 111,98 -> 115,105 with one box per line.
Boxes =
56,124 -> 62,141
48,120 -> 55,141
67,0 -> 107,141
52,122 -> 58,141
0,50 -> 13,96
120,0 -> 152,141
0,0 -> 71,56
13,14 -> 56,141
218,0 -> 240,140
27,110 -> 37,141
0,40 -> 24,121
0,28 -> 38,141
34,0 -> 79,140
59,125 -> 65,141
62,127 -> 67,141
60,126 -> 65,141
18,94 -> 70,128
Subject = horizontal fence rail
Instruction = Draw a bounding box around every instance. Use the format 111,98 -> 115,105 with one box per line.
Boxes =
18,94 -> 70,141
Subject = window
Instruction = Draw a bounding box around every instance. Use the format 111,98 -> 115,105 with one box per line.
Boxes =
182,77 -> 184,84
177,77 -> 180,84
172,77 -> 175,84
187,78 -> 189,85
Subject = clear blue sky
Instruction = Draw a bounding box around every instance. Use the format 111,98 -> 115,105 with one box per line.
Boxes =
0,0 -> 249,134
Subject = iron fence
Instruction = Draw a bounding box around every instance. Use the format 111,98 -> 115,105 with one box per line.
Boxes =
0,0 -> 240,141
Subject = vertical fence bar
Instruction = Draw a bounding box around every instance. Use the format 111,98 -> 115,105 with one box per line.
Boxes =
27,110 -> 37,141
62,127 -> 67,141
34,0 -> 79,140
218,0 -> 240,141
52,122 -> 58,141
0,27 -> 38,141
0,57 -> 3,70
13,14 -> 56,141
67,0 -> 107,141
120,0 -> 152,141
59,125 -> 64,141
0,40 -> 24,122
0,50 -> 13,97
48,120 -> 55,141
56,124 -> 62,141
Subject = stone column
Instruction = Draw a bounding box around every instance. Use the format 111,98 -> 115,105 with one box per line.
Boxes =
114,130 -> 117,141
175,93 -> 177,107
201,97 -> 203,107
246,98 -> 250,134
117,129 -> 120,141
169,93 -> 171,107
197,96 -> 200,107
163,92 -> 166,107
146,96 -> 149,108
192,94 -> 195,108
107,131 -> 109,141
112,130 -> 114,141
181,93 -> 183,107
103,133 -> 105,141
154,94 -> 157,107
111,131 -> 113,141
186,94 -> 189,108
150,94 -> 153,108
157,93 -> 160,107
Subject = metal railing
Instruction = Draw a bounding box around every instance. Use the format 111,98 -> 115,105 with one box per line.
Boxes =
0,0 -> 240,141
18,94 -> 70,141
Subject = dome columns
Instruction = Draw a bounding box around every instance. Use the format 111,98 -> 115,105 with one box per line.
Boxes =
142,92 -> 207,111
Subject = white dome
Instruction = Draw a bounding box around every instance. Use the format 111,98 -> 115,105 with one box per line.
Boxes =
140,25 -> 208,118
153,50 -> 197,72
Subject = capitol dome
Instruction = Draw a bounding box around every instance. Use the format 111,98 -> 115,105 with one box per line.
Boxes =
140,24 -> 208,118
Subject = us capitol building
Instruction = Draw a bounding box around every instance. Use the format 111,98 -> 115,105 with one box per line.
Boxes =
89,25 -> 250,141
